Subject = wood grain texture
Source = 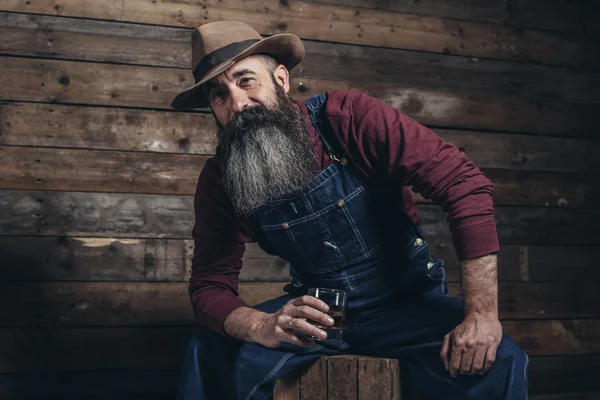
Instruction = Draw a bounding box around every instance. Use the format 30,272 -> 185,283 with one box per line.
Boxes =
3,190 -> 600,245
0,326 -> 195,373
1,0 -> 598,69
302,0 -> 600,37
357,357 -> 400,400
2,235 -> 599,283
504,320 -> 600,356
0,236 -> 290,282
0,146 -> 206,195
2,101 -> 600,172
0,102 -> 217,154
299,357 -> 328,400
327,356 -> 358,400
528,355 -> 600,396
0,282 -> 283,327
2,281 -> 599,328
2,13 -> 598,106
273,373 -> 300,400
1,145 -> 597,207
1,56 -> 598,138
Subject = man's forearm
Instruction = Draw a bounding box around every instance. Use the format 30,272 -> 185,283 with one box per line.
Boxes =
460,254 -> 499,318
223,306 -> 268,342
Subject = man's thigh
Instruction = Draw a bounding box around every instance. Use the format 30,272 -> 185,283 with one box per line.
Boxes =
347,284 -> 528,399
348,283 -> 465,357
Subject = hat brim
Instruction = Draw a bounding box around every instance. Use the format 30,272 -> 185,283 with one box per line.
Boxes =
170,33 -> 304,110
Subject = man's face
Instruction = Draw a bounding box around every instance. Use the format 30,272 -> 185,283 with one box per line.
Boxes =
204,55 -> 289,127
206,55 -> 318,216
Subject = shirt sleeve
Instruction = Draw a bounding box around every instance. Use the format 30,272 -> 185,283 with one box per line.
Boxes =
189,157 -> 255,336
326,90 -> 499,260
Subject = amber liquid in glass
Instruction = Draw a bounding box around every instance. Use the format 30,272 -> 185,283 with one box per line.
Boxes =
307,311 -> 345,341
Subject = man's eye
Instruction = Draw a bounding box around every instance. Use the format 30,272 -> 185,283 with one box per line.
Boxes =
211,91 -> 226,101
240,77 -> 254,86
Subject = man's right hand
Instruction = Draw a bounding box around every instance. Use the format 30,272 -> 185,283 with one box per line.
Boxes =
251,295 -> 334,348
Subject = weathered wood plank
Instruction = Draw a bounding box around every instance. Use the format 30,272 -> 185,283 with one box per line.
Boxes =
0,146 -> 206,196
482,169 -> 599,208
1,281 -> 598,327
0,282 -> 281,327
528,355 -> 600,396
1,235 -> 598,283
357,357 -> 400,400
504,320 -> 600,356
2,190 -> 600,245
273,373 -> 300,400
1,146 -> 597,207
1,0 -> 598,69
0,56 -> 598,137
0,370 -> 179,399
303,0 -> 600,37
440,130 -> 600,174
0,102 -> 217,154
327,355 -> 358,400
504,0 -> 600,36
2,101 -> 600,170
299,357 -> 327,400
0,326 -> 195,373
0,237 -> 290,282
418,205 -> 600,246
2,13 -> 598,106
0,190 -> 196,238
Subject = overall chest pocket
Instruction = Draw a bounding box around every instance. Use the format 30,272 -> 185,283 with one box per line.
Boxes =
259,186 -> 381,273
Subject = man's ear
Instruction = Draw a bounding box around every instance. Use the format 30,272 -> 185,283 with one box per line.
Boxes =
272,64 -> 290,94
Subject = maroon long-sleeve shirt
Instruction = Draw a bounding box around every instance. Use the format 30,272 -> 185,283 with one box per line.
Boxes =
190,90 -> 499,336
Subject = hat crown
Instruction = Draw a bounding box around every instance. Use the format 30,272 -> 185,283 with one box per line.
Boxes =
191,21 -> 263,69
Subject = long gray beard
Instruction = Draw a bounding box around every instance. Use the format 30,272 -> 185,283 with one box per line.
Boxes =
216,88 -> 318,216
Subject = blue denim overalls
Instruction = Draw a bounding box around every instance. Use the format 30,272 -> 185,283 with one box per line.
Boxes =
177,93 -> 528,400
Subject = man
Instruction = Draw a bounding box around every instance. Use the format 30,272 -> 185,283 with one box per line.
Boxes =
171,21 -> 528,400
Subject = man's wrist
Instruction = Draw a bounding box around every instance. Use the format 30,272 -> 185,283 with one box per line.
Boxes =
223,306 -> 268,342
465,309 -> 499,320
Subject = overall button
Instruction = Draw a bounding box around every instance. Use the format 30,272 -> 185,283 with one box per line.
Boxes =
337,200 -> 345,207
282,223 -> 290,230
427,261 -> 434,269
339,157 -> 348,166
415,238 -> 423,246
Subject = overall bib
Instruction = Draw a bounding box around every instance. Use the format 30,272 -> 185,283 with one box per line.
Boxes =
178,93 -> 528,400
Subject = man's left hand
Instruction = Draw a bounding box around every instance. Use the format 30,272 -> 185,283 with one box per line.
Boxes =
440,313 -> 502,377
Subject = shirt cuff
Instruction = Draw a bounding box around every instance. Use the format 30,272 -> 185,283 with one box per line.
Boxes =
450,217 -> 500,261
202,293 -> 248,337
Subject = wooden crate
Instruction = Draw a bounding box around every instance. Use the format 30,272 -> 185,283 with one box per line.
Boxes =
273,355 -> 423,400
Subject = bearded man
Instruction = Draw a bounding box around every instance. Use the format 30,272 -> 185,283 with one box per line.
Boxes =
171,21 -> 528,400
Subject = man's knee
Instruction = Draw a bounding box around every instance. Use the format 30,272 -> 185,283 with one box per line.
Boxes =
497,334 -> 528,366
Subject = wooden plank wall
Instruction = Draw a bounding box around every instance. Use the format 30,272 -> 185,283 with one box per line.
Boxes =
0,0 -> 599,398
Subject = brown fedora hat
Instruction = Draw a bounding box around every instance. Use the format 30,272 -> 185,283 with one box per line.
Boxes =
171,21 -> 304,110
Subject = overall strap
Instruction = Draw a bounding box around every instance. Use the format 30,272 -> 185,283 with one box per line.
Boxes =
303,93 -> 346,164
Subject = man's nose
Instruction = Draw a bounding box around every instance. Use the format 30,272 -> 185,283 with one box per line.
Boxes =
230,88 -> 250,114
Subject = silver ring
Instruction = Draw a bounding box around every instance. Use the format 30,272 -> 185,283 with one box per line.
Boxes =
289,317 -> 297,331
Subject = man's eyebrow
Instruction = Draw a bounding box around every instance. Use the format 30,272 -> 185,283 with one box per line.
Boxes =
231,69 -> 258,79
204,69 -> 258,95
